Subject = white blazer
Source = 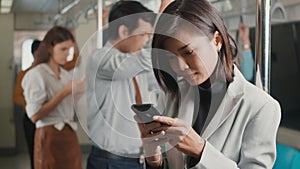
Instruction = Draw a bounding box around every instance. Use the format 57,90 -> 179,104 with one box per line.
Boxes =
157,66 -> 281,169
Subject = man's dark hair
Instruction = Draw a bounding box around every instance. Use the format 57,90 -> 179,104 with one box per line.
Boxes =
108,1 -> 156,40
31,39 -> 41,55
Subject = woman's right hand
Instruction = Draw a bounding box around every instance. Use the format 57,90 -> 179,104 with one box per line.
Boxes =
134,115 -> 168,168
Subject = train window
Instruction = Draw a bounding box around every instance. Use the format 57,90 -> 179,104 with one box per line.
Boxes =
21,39 -> 34,71
67,46 -> 74,62
249,22 -> 300,131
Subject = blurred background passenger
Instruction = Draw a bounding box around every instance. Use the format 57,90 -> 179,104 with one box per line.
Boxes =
13,39 -> 41,169
22,26 -> 85,169
85,1 -> 156,169
238,22 -> 254,82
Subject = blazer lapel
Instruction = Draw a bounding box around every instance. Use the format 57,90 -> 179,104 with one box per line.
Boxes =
201,67 -> 245,139
201,92 -> 243,139
173,67 -> 245,139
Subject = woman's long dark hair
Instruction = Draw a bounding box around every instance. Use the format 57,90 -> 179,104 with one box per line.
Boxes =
34,26 -> 75,66
152,0 -> 238,105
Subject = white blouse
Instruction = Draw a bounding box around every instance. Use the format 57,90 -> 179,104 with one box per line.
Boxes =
22,63 -> 77,131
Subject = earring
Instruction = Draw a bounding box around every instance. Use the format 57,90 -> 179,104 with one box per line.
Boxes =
217,45 -> 221,52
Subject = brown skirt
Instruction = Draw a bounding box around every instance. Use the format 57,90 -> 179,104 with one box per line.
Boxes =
34,125 -> 82,169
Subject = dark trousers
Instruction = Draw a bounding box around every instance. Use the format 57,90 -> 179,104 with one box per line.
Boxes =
23,114 -> 35,169
87,146 -> 143,169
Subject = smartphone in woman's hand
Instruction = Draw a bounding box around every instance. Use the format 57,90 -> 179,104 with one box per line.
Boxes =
131,104 -> 161,123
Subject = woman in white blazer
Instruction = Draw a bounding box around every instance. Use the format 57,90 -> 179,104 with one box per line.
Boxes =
135,0 -> 281,168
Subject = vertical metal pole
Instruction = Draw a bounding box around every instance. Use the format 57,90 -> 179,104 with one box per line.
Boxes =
97,0 -> 103,49
255,0 -> 272,93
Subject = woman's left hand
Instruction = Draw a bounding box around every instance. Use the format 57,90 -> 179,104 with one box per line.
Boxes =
153,116 -> 206,158
73,78 -> 86,105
